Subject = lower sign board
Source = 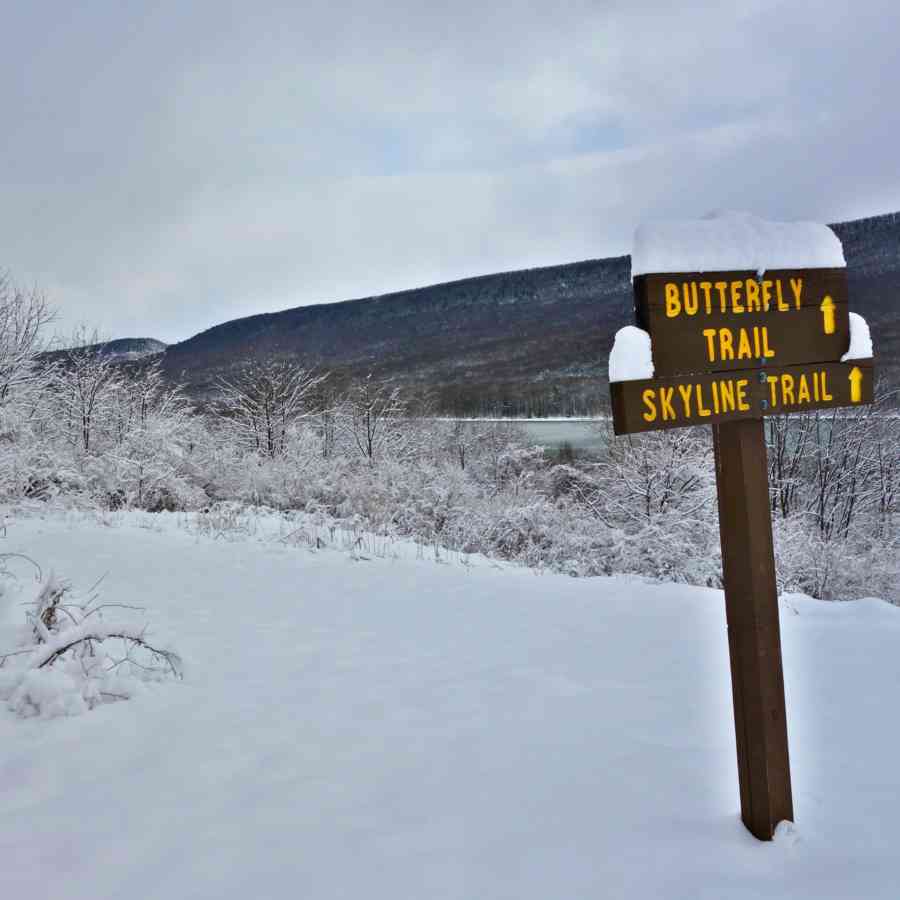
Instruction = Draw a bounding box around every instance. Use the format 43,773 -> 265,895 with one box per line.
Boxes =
610,359 -> 873,435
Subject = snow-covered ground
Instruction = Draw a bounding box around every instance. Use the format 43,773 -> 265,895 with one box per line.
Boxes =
1,507 -> 898,899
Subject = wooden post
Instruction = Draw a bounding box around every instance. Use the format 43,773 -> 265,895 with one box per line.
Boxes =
713,417 -> 794,840
612,259 -> 874,839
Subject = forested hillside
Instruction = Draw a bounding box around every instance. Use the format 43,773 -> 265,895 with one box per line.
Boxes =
158,211 -> 900,415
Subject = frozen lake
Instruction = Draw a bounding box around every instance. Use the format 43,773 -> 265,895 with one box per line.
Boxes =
517,419 -> 608,452
456,419 -> 610,453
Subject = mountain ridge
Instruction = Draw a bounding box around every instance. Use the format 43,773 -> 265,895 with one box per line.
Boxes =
146,211 -> 900,415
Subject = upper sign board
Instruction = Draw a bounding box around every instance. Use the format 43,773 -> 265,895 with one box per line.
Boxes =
634,268 -> 849,376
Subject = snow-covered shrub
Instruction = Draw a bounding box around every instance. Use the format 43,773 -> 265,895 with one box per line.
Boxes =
562,429 -> 722,584
766,396 -> 899,602
0,272 -> 893,601
773,515 -> 900,603
0,560 -> 181,718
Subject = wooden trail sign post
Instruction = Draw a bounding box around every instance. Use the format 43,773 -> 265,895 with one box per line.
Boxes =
609,255 -> 874,841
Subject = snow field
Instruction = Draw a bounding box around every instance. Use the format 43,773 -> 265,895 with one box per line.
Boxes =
1,508 -> 899,899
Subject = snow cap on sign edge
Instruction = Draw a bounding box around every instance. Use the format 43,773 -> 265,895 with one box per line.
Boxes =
609,325 -> 654,383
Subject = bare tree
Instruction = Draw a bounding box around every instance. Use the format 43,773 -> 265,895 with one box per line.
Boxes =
766,411 -> 815,519
215,360 -> 327,458
305,383 -> 341,460
105,359 -> 187,445
803,382 -> 900,540
447,419 -> 479,470
594,428 -> 713,527
51,328 -> 123,453
0,274 -> 54,400
337,375 -> 407,463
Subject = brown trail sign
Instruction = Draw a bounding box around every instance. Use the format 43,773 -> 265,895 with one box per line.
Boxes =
611,359 -> 873,435
610,254 -> 874,841
634,268 -> 849,377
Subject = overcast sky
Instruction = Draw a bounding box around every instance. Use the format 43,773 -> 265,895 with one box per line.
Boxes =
4,1 -> 899,344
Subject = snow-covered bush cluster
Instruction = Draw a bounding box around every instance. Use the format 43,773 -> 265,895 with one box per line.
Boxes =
0,558 -> 181,718
0,270 -> 896,601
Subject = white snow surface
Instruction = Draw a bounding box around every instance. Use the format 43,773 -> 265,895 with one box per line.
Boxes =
842,312 -> 874,361
609,325 -> 654,382
2,507 -> 900,900
631,211 -> 846,276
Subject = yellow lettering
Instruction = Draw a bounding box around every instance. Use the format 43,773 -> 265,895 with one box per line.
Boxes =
745,278 -> 761,312
697,384 -> 711,417
677,384 -> 693,418
719,380 -> 736,412
719,329 -> 735,361
737,328 -> 753,360
684,282 -> 699,315
736,379 -> 750,412
781,373 -> 796,405
776,280 -> 789,312
641,389 -> 657,422
822,371 -> 832,401
660,388 -> 676,421
761,280 -> 773,311
797,374 -> 811,404
711,380 -> 721,414
762,327 -> 775,358
664,283 -> 680,318
767,375 -> 778,407
703,328 -> 717,361
731,280 -> 744,313
813,371 -> 821,402
790,277 -> 803,309
715,282 -> 728,313
700,282 -> 713,314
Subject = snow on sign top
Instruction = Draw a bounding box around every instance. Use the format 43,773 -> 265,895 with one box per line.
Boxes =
631,211 -> 846,277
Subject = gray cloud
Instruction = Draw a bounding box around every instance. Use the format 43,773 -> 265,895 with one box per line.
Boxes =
3,1 -> 899,343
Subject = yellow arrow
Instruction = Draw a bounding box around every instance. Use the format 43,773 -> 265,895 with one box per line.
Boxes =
849,366 -> 863,403
820,295 -> 836,334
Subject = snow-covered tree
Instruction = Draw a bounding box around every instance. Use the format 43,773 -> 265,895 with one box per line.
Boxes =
104,362 -> 199,509
51,329 -> 124,454
337,375 -> 407,463
214,361 -> 327,458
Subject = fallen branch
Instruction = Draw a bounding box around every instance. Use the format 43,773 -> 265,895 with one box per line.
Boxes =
31,623 -> 182,678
